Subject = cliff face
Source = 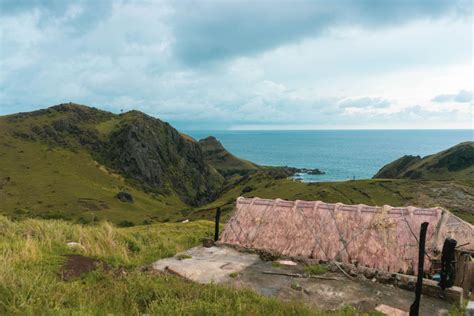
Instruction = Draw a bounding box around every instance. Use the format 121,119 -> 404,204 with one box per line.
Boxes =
103,112 -> 223,205
373,142 -> 474,180
3,103 -> 223,206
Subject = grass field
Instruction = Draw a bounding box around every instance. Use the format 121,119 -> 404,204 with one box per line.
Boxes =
0,215 -> 393,315
0,134 -> 187,225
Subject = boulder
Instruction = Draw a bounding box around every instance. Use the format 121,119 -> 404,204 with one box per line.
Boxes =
116,191 -> 133,203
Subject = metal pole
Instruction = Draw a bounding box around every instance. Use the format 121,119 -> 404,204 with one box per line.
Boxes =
214,207 -> 221,241
409,222 -> 429,316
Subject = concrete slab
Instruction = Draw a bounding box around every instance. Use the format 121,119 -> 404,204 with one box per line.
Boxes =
152,246 -> 259,284
152,246 -> 453,314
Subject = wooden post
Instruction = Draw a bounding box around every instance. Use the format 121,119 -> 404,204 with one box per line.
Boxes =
410,222 -> 429,316
214,207 -> 221,241
439,238 -> 457,290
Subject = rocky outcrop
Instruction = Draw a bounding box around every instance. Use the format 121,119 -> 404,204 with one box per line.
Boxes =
199,136 -> 259,177
116,191 -> 134,203
104,112 -> 223,205
199,136 -> 324,179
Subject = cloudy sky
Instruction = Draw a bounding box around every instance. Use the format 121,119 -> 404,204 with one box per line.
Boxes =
0,0 -> 472,130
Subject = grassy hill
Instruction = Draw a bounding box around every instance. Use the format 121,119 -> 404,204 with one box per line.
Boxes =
2,103 -> 223,205
199,136 -> 259,177
373,141 -> 474,180
0,103 -> 223,225
0,134 -> 187,224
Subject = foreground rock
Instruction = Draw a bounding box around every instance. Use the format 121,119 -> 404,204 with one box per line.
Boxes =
116,191 -> 133,203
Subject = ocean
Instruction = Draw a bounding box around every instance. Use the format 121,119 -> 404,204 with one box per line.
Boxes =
187,130 -> 474,182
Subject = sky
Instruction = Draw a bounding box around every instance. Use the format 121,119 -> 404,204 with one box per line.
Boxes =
0,0 -> 472,130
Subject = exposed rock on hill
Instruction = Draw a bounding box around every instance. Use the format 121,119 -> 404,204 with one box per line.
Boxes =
116,191 -> 134,203
103,112 -> 222,205
3,103 -> 223,206
373,142 -> 474,180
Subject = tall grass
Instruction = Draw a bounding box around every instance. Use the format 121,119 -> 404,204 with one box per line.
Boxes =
0,216 -> 462,315
0,216 -> 328,315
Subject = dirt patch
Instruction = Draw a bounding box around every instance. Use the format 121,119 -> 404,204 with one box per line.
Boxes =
77,198 -> 109,211
59,254 -> 110,281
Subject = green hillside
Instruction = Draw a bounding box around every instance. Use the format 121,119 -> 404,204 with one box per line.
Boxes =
0,123 -> 186,225
373,141 -> 474,180
199,136 -> 259,177
2,103 -> 223,205
0,103 -> 222,225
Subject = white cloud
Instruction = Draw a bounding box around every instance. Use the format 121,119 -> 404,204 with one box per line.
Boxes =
338,97 -> 391,109
0,0 -> 472,129
432,90 -> 473,103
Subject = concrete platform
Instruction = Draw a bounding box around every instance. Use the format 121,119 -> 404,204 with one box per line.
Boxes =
152,246 -> 453,314
152,246 -> 260,283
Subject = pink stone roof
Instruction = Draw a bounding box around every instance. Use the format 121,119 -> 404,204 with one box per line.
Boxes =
220,197 -> 474,274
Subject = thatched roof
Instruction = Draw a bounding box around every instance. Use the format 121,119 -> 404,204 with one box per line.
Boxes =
220,197 -> 474,274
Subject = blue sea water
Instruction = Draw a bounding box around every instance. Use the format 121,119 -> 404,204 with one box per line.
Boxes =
187,130 -> 474,182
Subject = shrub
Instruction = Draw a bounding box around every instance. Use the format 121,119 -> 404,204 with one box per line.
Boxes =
117,220 -> 135,227
241,186 -> 254,194
304,264 -> 328,276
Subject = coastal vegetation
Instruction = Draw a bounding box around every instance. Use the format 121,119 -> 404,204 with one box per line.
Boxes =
1,104 -> 473,225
